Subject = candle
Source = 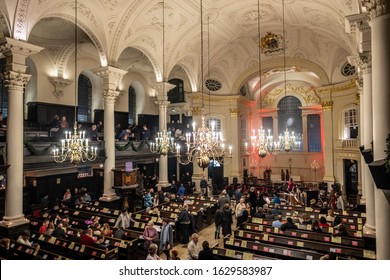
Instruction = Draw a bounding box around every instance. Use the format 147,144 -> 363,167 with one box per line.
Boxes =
229,145 -> 232,156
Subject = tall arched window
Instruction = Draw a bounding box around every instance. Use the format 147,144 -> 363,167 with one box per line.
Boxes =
167,79 -> 184,103
0,58 -> 8,117
128,85 -> 136,125
77,74 -> 92,123
277,96 -> 303,150
307,114 -> 321,152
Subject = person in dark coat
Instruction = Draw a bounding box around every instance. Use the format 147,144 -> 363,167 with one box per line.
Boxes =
198,240 -> 214,260
221,203 -> 233,237
214,209 -> 223,239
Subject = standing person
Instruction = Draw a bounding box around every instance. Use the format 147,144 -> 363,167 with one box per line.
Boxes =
336,193 -> 345,210
221,202 -> 233,237
200,176 -> 208,197
218,190 -> 230,210
187,233 -> 200,260
114,208 -> 134,230
146,243 -> 161,260
235,198 -> 247,228
141,124 -> 150,140
177,204 -> 191,244
62,188 -> 72,207
159,218 -> 174,260
177,183 -> 185,202
214,208 -> 222,239
143,188 -> 154,208
198,240 -> 214,260
287,178 -> 294,192
142,221 -> 159,251
235,186 -> 242,202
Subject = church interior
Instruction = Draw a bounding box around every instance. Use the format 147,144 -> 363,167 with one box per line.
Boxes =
0,0 -> 389,260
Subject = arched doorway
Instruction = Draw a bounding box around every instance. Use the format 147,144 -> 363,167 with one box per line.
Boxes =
208,159 -> 223,193
344,159 -> 358,205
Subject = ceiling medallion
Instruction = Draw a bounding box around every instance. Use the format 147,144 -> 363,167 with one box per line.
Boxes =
260,32 -> 285,56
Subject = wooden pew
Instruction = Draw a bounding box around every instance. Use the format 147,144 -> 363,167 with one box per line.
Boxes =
28,217 -> 138,259
223,236 -> 325,260
242,222 -> 366,249
29,230 -> 118,260
234,228 -> 375,260
212,246 -> 278,260
6,240 -> 70,260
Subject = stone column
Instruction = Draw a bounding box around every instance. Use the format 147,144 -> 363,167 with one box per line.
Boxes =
190,106 -> 203,192
229,108 -> 240,180
93,66 -> 127,202
0,38 -> 42,230
321,100 -> 335,190
154,82 -> 175,191
301,112 -> 308,152
363,0 -> 390,260
358,53 -> 376,236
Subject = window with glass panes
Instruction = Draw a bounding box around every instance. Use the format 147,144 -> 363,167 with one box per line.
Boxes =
277,96 -> 303,151
77,74 -> 92,123
167,79 -> 184,103
128,85 -> 136,125
207,117 -> 221,132
262,116 -> 273,137
343,108 -> 358,139
307,114 -> 321,152
0,59 -> 8,118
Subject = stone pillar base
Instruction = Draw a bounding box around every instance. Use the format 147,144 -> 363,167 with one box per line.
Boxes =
99,193 -> 120,202
0,216 -> 30,239
156,181 -> 170,192
363,223 -> 376,237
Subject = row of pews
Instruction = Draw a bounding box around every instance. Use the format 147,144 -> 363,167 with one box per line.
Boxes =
0,195 -> 219,260
221,204 -> 376,260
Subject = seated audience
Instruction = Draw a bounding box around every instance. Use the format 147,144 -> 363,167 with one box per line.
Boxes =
281,217 -> 298,231
198,240 -> 214,260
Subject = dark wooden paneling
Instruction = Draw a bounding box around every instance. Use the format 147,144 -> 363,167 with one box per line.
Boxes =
27,102 -> 75,128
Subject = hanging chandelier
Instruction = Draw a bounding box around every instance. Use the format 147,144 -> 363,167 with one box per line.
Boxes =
150,130 -> 175,156
150,0 -> 176,157
245,0 -> 278,158
53,0 -> 97,165
277,0 -> 301,152
175,0 -> 232,169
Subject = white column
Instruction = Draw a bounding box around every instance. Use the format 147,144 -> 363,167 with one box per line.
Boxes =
229,108 -> 240,180
154,82 -> 175,191
93,66 -> 127,202
358,54 -> 376,236
0,38 -> 42,228
364,0 -> 390,259
301,112 -> 308,152
321,101 -> 335,190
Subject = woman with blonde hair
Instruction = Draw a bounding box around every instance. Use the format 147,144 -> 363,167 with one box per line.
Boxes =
146,243 -> 161,260
101,223 -> 113,237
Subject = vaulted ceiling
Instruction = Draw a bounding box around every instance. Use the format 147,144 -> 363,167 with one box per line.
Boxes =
0,0 -> 363,98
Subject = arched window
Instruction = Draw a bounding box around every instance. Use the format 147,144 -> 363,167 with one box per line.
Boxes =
343,108 -> 358,139
307,114 -> 321,152
128,85 -> 136,125
167,79 -> 184,103
77,74 -> 92,123
277,96 -> 303,151
0,58 -> 8,117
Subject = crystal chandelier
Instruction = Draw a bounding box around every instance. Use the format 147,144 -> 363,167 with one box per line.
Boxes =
176,0 -> 232,169
53,0 -> 97,165
150,130 -> 175,156
245,0 -> 277,158
150,0 -> 175,156
277,0 -> 301,152
245,128 -> 278,158
176,114 -> 232,169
